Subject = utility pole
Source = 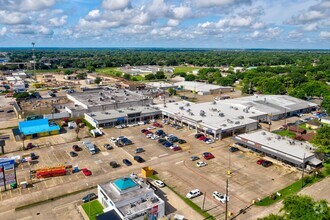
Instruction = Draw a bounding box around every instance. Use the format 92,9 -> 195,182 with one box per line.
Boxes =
202,192 -> 206,210
225,178 -> 229,220
32,42 -> 36,81
301,153 -> 306,188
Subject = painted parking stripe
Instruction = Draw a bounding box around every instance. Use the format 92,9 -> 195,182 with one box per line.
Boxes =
159,153 -> 168,157
175,161 -> 183,165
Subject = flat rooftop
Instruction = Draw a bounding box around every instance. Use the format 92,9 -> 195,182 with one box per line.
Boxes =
146,82 -> 177,88
67,87 -> 150,107
159,101 -> 266,131
235,130 -> 315,160
99,176 -> 163,217
174,81 -> 233,91
226,95 -> 317,115
86,106 -> 161,121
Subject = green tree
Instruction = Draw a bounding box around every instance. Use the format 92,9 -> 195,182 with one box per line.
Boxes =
13,92 -> 30,99
155,71 -> 166,79
123,73 -> 131,80
145,74 -> 155,80
94,77 -> 102,84
64,69 -> 73,75
168,88 -> 176,96
321,96 -> 330,114
258,214 -> 283,220
87,66 -> 95,72
185,74 -> 196,81
312,125 -> 330,153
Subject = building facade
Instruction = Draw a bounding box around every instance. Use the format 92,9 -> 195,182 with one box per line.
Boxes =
98,176 -> 165,220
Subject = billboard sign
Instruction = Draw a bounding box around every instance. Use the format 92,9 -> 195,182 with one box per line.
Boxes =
0,158 -> 16,187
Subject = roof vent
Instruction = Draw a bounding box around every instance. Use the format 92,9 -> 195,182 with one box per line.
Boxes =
186,103 -> 190,106
179,106 -> 184,110
219,112 -> 225,117
235,121 -> 240,124
222,124 -> 227,127
234,107 -> 238,110
238,115 -> 244,119
212,101 -> 216,105
200,110 -> 205,116
261,131 -> 266,135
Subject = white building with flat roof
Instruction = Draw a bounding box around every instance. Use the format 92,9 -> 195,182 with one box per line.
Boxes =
225,94 -> 317,121
146,82 -> 177,90
97,175 -> 165,220
233,130 -> 322,168
175,81 -> 233,95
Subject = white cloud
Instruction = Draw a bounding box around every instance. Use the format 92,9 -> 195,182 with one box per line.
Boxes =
49,15 -> 68,27
288,30 -> 303,39
172,6 -> 192,20
289,10 -> 325,24
167,19 -> 180,27
87,10 -> 101,19
195,0 -> 251,8
320,31 -> 330,39
102,0 -> 131,10
11,25 -> 54,35
0,11 -> 31,25
251,22 -> 265,29
0,27 -> 7,36
303,23 -> 318,31
0,0 -> 56,12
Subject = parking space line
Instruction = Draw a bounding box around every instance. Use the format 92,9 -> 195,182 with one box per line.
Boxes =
175,160 -> 184,165
159,153 -> 168,157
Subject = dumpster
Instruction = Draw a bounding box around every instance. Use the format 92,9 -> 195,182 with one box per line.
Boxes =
141,166 -> 153,178
10,183 -> 17,189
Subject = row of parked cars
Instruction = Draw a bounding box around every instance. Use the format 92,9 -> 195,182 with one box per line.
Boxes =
194,133 -> 214,144
186,189 -> 229,204
141,129 -> 186,151
115,119 -> 161,129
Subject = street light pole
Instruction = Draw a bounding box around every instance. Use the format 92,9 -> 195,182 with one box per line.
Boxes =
225,178 -> 229,220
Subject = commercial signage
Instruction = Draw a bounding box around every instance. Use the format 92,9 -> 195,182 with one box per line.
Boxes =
0,158 -> 16,187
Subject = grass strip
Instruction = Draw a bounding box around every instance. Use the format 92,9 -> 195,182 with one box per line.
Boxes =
82,200 -> 104,220
149,175 -> 215,220
15,185 -> 97,211
256,171 -> 330,206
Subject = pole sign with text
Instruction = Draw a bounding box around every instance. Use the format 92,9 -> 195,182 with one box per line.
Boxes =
0,158 -> 16,187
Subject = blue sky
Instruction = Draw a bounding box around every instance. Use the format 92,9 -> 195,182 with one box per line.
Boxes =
0,0 -> 329,48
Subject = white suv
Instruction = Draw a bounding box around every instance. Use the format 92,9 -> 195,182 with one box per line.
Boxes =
186,189 -> 201,199
212,191 -> 229,203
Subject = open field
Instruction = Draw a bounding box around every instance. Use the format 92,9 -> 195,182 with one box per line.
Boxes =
173,66 -> 203,73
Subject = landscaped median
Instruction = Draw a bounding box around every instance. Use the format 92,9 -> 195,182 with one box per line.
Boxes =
256,168 -> 330,206
149,175 -> 215,220
81,200 -> 104,220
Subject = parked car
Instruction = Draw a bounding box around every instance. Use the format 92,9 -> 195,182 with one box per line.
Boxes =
81,168 -> 92,176
186,189 -> 201,199
144,131 -> 152,135
134,156 -> 144,163
154,180 -> 165,188
110,137 -> 117,143
172,146 -> 181,151
190,156 -> 199,161
178,139 -> 186,144
262,160 -> 273,167
194,134 -> 203,138
138,121 -> 146,125
72,145 -> 82,151
115,125 -> 124,129
134,148 -> 145,153
122,159 -> 132,166
158,139 -> 167,143
110,161 -> 119,168
104,144 -> 113,150
203,152 -> 215,160
146,133 -> 153,138
82,193 -> 97,203
205,139 -> 214,144
163,141 -> 173,147
212,191 -> 229,203
198,136 -> 206,141
6,110 -> 14,114
26,143 -> 36,149
196,161 -> 207,167
147,126 -> 156,130
257,159 -> 265,165
155,130 -> 164,135
151,135 -> 160,140
153,122 -> 163,128
30,152 -> 38,160
69,151 -> 78,157
229,147 -> 239,152
141,129 -> 148,133
0,109 -> 4,112
169,136 -> 179,143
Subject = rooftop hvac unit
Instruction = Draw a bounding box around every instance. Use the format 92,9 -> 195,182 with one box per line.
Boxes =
234,107 -> 238,110
238,115 -> 244,119
235,121 -> 240,124
88,99 -> 92,102
179,106 -> 184,110
104,112 -> 109,115
212,101 -> 216,105
189,112 -> 194,115
230,106 -> 234,109
186,103 -> 190,106
276,135 -> 281,140
186,108 -> 191,112
200,110 -> 205,116
219,112 -> 225,117
175,103 -> 178,105
222,124 -> 227,127
267,137 -> 271,140
261,131 -> 266,135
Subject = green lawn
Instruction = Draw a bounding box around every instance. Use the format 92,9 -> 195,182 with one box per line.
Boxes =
274,129 -> 296,138
82,200 -> 104,220
95,67 -> 123,76
256,170 -> 330,206
173,66 -> 202,73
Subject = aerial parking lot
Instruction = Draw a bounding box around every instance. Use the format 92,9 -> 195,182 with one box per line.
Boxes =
0,119 -> 301,219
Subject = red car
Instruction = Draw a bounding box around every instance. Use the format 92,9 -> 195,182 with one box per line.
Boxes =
81,168 -> 92,176
172,146 -> 181,151
203,152 -> 215,160
257,159 -> 265,165
153,122 -> 163,128
198,136 -> 206,141
144,130 -> 152,135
